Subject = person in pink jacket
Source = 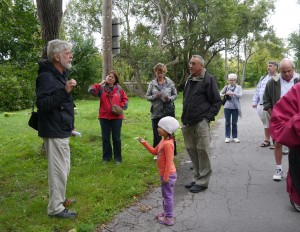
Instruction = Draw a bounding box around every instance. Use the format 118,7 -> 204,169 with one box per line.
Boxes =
138,116 -> 181,226
89,71 -> 128,164
269,83 -> 300,212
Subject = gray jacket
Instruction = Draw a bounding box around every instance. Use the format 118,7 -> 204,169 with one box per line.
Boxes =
220,84 -> 243,117
145,77 -> 177,119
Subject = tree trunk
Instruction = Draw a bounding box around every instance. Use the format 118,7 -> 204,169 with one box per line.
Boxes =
156,0 -> 166,49
36,0 -> 63,59
102,0 -> 112,80
241,40 -> 247,86
237,41 -> 240,84
224,38 -> 228,81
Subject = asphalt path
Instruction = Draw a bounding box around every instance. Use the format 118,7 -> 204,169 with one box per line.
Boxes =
100,89 -> 300,232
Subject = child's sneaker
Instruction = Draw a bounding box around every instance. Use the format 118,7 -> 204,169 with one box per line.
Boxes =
157,216 -> 174,226
155,212 -> 164,219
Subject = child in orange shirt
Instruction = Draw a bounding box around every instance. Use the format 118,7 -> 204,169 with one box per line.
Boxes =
139,116 -> 181,226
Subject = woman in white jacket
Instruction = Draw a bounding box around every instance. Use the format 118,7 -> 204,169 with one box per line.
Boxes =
220,73 -> 242,143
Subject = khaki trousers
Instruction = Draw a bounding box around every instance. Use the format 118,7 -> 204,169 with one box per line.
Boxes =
43,138 -> 70,215
182,120 -> 212,187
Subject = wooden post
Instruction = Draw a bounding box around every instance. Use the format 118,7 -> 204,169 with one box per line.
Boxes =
102,0 -> 112,80
224,38 -> 228,82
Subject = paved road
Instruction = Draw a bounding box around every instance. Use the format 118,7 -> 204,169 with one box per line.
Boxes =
101,89 -> 300,232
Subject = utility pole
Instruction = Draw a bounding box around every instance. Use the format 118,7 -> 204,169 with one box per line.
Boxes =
102,0 -> 112,80
224,38 -> 228,82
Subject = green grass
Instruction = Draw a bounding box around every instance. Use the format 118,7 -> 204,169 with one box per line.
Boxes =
0,95 -> 185,232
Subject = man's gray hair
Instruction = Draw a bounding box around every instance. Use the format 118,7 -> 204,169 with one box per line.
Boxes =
192,55 -> 205,66
47,39 -> 73,62
279,58 -> 295,69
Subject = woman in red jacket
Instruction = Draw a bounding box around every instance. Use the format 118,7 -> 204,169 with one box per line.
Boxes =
89,71 -> 128,164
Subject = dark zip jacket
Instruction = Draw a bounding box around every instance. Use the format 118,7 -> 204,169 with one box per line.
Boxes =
181,71 -> 222,125
36,60 -> 74,138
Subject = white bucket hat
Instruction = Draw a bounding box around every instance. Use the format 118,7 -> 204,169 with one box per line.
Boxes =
158,116 -> 181,135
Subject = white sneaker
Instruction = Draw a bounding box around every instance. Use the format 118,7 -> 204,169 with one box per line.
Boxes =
291,201 -> 300,212
233,138 -> 240,143
273,169 -> 283,181
225,138 -> 230,143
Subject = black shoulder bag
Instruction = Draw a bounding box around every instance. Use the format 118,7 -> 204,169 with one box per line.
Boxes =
28,95 -> 38,130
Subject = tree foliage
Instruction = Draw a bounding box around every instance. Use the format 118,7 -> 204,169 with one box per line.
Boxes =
118,0 -> 279,89
0,0 -> 42,111
62,0 -> 283,92
0,0 -> 42,62
1,0 -> 290,111
0,63 -> 37,111
288,27 -> 300,71
68,33 -> 102,99
64,0 -> 102,36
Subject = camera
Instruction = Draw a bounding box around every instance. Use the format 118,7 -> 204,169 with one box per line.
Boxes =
225,95 -> 231,101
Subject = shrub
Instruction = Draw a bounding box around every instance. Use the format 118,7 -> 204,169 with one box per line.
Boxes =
243,82 -> 252,88
0,62 -> 37,112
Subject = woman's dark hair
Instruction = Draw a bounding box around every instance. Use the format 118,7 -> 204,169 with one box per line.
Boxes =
108,70 -> 119,84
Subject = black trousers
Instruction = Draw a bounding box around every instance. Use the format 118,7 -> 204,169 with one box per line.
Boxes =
100,118 -> 122,162
289,146 -> 300,194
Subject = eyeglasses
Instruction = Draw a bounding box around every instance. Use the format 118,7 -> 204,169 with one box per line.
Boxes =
229,79 -> 236,81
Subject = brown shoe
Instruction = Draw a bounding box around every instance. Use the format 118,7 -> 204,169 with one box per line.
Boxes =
63,199 -> 76,207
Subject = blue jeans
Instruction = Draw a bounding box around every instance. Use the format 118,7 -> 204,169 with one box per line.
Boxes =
99,119 -> 122,162
224,108 -> 238,138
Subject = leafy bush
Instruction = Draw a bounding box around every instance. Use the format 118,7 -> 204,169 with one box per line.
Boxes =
68,33 -> 102,99
0,35 -> 104,112
243,81 -> 252,88
0,62 -> 37,112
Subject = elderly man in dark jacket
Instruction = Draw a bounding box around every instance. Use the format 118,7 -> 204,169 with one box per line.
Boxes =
263,58 -> 299,181
36,39 -> 77,218
182,55 -> 222,193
